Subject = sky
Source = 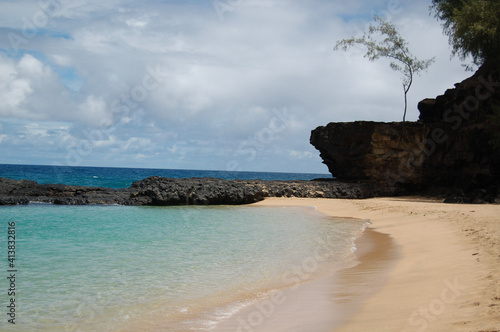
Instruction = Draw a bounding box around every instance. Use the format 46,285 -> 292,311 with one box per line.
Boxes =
0,0 -> 470,174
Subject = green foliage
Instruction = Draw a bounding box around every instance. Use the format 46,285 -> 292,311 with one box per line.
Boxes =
334,16 -> 435,122
431,0 -> 500,67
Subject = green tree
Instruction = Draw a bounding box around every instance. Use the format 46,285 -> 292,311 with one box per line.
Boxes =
431,0 -> 500,67
334,16 -> 435,122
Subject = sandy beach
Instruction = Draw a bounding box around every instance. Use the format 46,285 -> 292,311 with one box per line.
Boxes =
217,197 -> 500,332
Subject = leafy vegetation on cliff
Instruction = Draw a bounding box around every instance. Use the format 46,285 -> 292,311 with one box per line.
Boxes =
431,0 -> 500,67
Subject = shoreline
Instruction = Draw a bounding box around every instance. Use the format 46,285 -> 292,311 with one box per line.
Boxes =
213,215 -> 393,332
216,197 -> 500,331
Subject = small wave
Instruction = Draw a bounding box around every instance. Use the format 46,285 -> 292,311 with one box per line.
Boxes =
28,201 -> 54,205
349,220 -> 372,253
194,297 -> 262,331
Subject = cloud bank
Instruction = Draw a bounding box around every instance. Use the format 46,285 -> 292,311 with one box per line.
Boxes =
0,0 -> 468,173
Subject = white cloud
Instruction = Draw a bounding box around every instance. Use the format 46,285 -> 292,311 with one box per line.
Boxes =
18,54 -> 45,75
0,0 -> 469,173
77,95 -> 111,127
92,135 -> 118,148
49,54 -> 74,67
125,18 -> 149,28
23,123 -> 49,137
289,150 -> 315,160
121,137 -> 151,151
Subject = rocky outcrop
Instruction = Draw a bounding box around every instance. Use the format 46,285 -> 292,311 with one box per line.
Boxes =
0,176 -> 395,206
310,121 -> 428,186
310,62 -> 500,202
417,61 -> 500,192
0,178 -> 130,205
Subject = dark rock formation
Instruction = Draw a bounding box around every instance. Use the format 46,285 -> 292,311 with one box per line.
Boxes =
128,177 -> 269,205
0,176 -> 395,206
417,61 -> 499,123
311,62 -> 500,202
417,61 -> 500,193
0,177 -> 130,205
127,176 -> 394,205
310,121 -> 428,186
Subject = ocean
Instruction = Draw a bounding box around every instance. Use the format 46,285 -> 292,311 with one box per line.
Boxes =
0,164 -> 332,189
0,165 -> 366,331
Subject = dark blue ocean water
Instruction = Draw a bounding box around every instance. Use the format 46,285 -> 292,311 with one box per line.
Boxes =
0,164 -> 331,189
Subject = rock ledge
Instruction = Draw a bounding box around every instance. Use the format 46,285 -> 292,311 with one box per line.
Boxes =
0,176 -> 394,206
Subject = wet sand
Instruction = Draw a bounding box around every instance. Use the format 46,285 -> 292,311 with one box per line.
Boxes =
214,227 -> 398,332
216,197 -> 500,332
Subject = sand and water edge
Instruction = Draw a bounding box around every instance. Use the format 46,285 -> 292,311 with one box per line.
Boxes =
214,197 -> 500,332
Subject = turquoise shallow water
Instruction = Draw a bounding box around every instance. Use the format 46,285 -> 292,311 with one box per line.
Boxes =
0,204 -> 366,331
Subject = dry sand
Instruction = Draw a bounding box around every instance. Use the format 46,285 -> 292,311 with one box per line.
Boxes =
217,197 -> 500,332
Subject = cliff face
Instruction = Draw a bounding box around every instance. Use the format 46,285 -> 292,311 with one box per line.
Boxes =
311,62 -> 500,200
418,61 -> 500,190
310,122 -> 428,185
